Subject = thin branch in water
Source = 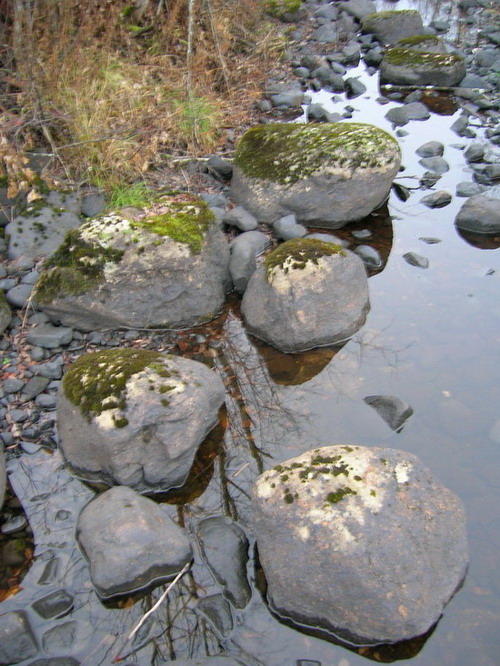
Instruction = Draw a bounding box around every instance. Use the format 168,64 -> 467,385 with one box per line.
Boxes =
112,560 -> 191,662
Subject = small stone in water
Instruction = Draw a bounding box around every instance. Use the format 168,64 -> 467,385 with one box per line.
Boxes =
32,589 -> 74,620
1,514 -> 28,534
419,237 -> 442,244
41,620 -> 78,654
420,191 -> 452,208
0,611 -> 38,663
403,252 -> 429,269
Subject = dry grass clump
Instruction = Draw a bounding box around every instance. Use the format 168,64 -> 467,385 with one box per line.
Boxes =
0,0 -> 287,192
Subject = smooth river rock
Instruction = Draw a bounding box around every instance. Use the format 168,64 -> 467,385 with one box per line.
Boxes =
455,187 -> 500,234
361,10 -> 424,45
76,485 -> 192,599
241,238 -> 370,353
57,349 -> 225,494
231,123 -> 401,229
252,445 -> 468,645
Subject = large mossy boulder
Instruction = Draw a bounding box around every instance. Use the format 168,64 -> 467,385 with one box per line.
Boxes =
241,238 -> 369,352
57,349 -> 226,494
395,34 -> 448,54
252,445 -> 468,646
33,196 -> 230,330
380,48 -> 466,86
361,10 -> 424,44
230,123 -> 401,229
76,485 -> 192,599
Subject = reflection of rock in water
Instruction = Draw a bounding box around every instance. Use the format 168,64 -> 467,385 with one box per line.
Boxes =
254,339 -> 345,385
326,203 -> 394,277
455,227 -> 500,250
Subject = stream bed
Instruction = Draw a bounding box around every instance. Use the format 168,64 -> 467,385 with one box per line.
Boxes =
1,0 -> 500,664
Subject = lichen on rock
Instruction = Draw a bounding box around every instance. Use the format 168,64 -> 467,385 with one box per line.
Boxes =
264,237 -> 346,282
383,48 -> 463,69
234,123 -> 400,186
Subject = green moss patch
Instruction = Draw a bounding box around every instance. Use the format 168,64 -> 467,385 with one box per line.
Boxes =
384,48 -> 463,69
264,238 -> 346,281
265,0 -> 301,18
62,348 -> 178,425
34,229 -> 125,305
396,34 -> 440,48
131,200 -> 215,253
363,10 -> 420,28
234,123 -> 399,185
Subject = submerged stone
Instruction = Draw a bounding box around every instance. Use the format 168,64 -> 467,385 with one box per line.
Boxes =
0,610 -> 38,663
380,49 -> 466,87
195,517 -> 251,610
32,589 -> 74,620
241,238 -> 370,353
33,196 -> 230,330
57,349 -> 225,493
363,395 -> 414,431
252,445 -> 468,645
76,485 -> 192,599
231,123 -> 400,229
196,594 -> 234,638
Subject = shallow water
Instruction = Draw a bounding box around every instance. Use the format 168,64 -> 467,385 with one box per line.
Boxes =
2,0 -> 500,664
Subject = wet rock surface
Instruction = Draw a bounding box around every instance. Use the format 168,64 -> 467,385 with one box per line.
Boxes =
57,349 -> 226,493
76,486 -> 192,599
253,446 -> 468,645
455,187 -> 500,234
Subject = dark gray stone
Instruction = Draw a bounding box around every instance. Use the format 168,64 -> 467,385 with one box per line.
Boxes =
420,191 -> 452,208
196,517 -> 251,609
229,231 -> 271,294
196,594 -> 233,638
311,66 -> 345,91
385,102 -> 430,126
57,350 -> 225,494
0,291 -> 11,334
201,192 -> 228,209
21,270 -> 40,285
223,206 -> 258,232
21,376 -> 51,401
33,356 -> 64,379
363,394 -> 414,431
252,445 -> 468,645
363,48 -> 383,67
465,142 -> 486,162
294,66 -> 310,78
41,621 -> 78,654
342,41 -> 361,63
35,393 -> 57,409
207,156 -> 233,180
455,187 -> 500,234
6,282 -> 34,308
403,252 -> 429,268
270,89 -> 305,108
338,0 -> 376,21
362,10 -> 424,44
344,77 -> 367,98
419,156 -> 450,174
416,141 -> 444,158
32,589 -> 74,619
451,115 -> 474,137
0,444 -> 5,512
307,104 -> 342,123
6,206 -> 81,262
314,5 -> 338,20
26,323 -> 74,348
241,241 -> 369,352
76,486 -> 192,598
0,610 -> 38,663
3,377 -> 25,393
34,209 -> 230,331
312,25 -> 338,43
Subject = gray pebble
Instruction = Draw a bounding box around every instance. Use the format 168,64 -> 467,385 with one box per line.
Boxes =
6,282 -> 34,308
403,252 -> 429,269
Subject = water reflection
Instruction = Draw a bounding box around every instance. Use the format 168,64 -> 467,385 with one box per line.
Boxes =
454,227 -> 500,250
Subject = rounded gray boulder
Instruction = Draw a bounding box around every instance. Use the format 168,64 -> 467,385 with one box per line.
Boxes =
380,48 -> 466,87
252,445 -> 468,646
455,187 -> 500,235
231,123 -> 401,229
57,348 -> 226,494
76,485 -> 192,599
361,10 -> 424,45
241,238 -> 369,352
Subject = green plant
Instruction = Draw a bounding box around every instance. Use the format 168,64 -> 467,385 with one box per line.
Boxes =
264,0 -> 302,19
172,96 -> 220,149
107,182 -> 156,210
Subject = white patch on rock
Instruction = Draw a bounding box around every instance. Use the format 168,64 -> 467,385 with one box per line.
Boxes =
268,256 -> 332,295
394,461 -> 412,484
296,525 -> 310,541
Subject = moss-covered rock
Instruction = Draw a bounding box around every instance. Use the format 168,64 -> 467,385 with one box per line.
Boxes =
34,196 -> 230,330
231,123 -> 401,229
361,10 -> 424,45
241,238 -> 369,352
57,349 -> 226,494
380,48 -> 466,86
395,34 -> 447,54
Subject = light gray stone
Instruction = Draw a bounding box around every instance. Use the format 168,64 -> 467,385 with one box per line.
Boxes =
464,142 -> 486,162
231,123 -> 401,229
0,610 -> 38,663
26,323 -> 74,348
385,102 -> 430,126
223,206 -> 258,231
353,244 -> 383,269
241,240 -> 369,352
81,192 -> 106,218
229,231 -> 271,294
6,205 -> 81,262
455,187 -> 500,234
419,156 -> 450,174
273,214 -> 307,240
252,445 -> 468,645
344,77 -> 367,98
76,486 -> 192,598
57,349 -> 226,493
6,282 -> 34,308
419,190 -> 452,208
456,181 -> 486,197
338,0 -> 376,21
312,25 -> 338,43
416,141 -> 444,158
